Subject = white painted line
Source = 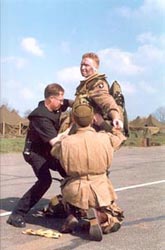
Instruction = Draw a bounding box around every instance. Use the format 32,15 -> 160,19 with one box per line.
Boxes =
115,180 -> 165,192
1,180 -> 165,217
0,211 -> 12,217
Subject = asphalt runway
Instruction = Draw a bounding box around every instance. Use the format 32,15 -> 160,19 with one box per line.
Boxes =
0,146 -> 165,250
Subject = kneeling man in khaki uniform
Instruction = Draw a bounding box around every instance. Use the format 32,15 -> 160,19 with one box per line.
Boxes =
51,102 -> 126,241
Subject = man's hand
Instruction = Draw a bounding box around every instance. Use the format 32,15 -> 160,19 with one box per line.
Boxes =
113,119 -> 123,129
49,127 -> 71,146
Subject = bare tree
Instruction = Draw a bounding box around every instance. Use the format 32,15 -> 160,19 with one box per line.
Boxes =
152,106 -> 165,123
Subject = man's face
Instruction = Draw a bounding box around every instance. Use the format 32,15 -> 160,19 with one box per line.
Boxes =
50,92 -> 64,111
80,58 -> 97,78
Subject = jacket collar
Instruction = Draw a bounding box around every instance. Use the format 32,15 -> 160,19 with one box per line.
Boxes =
76,126 -> 95,133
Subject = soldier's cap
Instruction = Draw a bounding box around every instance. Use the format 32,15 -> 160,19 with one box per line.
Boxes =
72,103 -> 94,127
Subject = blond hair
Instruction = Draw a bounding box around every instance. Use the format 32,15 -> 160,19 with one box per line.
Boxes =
82,52 -> 100,68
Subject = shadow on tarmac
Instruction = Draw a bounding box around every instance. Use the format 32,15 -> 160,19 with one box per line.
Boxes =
1,197 -> 95,242
123,215 -> 165,227
0,197 -> 49,212
0,196 -> 65,231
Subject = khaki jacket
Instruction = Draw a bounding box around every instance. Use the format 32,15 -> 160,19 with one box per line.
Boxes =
51,127 -> 126,209
75,73 -> 122,121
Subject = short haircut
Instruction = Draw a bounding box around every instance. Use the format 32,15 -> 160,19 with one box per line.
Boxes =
82,52 -> 100,67
44,83 -> 64,98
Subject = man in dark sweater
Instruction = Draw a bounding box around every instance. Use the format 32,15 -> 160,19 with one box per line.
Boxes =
7,83 -> 73,228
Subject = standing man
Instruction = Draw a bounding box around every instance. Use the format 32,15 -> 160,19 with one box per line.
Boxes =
7,83 -> 73,228
59,52 -> 124,134
75,52 -> 124,131
51,102 -> 126,241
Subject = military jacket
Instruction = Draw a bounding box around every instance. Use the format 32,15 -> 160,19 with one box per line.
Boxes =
75,73 -> 122,121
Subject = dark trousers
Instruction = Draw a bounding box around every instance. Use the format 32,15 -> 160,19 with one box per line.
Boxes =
12,152 -> 66,216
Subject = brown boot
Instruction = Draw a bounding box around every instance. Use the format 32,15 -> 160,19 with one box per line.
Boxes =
60,214 -> 79,233
87,208 -> 103,241
102,223 -> 121,234
102,216 -> 121,234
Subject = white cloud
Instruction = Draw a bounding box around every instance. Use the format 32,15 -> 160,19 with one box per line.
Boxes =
121,81 -> 137,94
1,80 -> 34,100
159,34 -> 165,48
137,33 -> 165,50
94,32 -> 164,119
97,32 -> 164,81
2,79 -> 21,90
1,56 -> 27,69
140,0 -> 165,13
136,44 -> 164,64
98,48 -> 144,76
20,87 -> 35,100
54,33 -> 164,100
56,66 -> 81,83
1,79 -> 22,106
134,33 -> 165,78
138,81 -> 157,94
1,78 -> 43,115
117,0 -> 165,18
21,37 -> 44,56
55,66 -> 81,99
137,32 -> 157,44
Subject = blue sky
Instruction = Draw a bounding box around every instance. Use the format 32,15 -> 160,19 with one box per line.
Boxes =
1,0 -> 165,120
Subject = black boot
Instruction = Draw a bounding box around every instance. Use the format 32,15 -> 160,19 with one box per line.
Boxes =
7,213 -> 26,228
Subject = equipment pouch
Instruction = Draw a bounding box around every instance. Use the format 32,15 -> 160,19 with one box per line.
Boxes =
23,140 -> 32,155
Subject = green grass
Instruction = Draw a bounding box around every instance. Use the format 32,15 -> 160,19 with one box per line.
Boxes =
0,137 -> 25,153
151,133 -> 165,144
0,132 -> 165,153
124,132 -> 165,147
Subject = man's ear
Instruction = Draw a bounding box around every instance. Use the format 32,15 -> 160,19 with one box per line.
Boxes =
93,60 -> 99,72
93,67 -> 98,72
